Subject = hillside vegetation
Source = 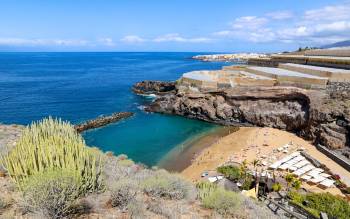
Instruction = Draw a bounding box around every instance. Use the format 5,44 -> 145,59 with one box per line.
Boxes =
0,118 -> 277,219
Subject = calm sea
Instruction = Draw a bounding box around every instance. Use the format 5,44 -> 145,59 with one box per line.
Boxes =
0,52 -> 231,166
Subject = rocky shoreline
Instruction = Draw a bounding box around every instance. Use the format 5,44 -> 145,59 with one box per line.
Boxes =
133,81 -> 349,152
75,112 -> 134,133
132,80 -> 176,95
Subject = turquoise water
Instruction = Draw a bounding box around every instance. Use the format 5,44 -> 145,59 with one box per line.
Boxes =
0,52 -> 231,166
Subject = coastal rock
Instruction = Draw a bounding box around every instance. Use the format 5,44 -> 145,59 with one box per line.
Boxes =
141,82 -> 350,150
147,87 -> 310,130
132,80 -> 176,95
75,112 -> 134,133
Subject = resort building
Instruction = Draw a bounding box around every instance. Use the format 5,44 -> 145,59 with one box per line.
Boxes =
180,49 -> 350,91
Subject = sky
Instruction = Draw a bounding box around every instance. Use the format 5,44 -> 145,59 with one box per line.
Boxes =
0,0 -> 349,52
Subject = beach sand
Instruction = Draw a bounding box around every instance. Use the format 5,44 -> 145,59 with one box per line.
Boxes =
158,126 -> 238,172
181,127 -> 350,194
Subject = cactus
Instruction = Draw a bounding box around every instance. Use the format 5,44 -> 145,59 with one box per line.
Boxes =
196,182 -> 217,200
1,117 -> 103,194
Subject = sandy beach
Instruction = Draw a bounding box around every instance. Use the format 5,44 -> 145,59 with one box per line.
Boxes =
158,126 -> 238,172
181,127 -> 350,194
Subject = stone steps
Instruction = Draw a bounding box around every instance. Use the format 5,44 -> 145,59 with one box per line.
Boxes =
248,55 -> 350,70
245,66 -> 328,88
279,63 -> 350,82
225,70 -> 277,87
272,55 -> 350,69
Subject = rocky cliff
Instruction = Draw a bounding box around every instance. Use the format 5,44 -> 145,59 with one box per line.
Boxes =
134,81 -> 349,150
132,81 -> 176,95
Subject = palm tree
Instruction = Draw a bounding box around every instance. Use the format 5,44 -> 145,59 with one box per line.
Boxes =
252,159 -> 260,171
251,159 -> 260,196
239,160 -> 248,179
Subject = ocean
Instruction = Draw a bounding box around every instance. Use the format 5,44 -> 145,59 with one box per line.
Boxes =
0,52 -> 231,167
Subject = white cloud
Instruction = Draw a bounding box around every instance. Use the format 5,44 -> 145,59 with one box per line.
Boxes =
153,33 -> 211,43
315,21 -> 350,33
266,11 -> 294,20
231,16 -> 268,29
120,35 -> 145,43
0,38 -> 88,46
304,5 -> 350,21
98,38 -> 115,46
213,2 -> 350,45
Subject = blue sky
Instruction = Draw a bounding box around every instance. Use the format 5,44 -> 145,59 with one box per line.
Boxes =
0,0 -> 349,52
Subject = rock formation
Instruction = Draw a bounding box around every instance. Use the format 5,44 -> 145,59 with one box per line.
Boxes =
75,112 -> 134,133
133,81 -> 349,150
132,80 -> 176,95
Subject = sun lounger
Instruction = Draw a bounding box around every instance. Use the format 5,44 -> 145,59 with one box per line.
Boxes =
286,156 -> 304,165
293,169 -> 306,176
312,168 -> 324,172
319,173 -> 331,178
286,159 -> 299,166
301,175 -> 312,181
291,156 -> 302,161
310,176 -> 326,184
278,163 -> 290,170
288,166 -> 298,171
293,156 -> 305,162
280,155 -> 293,163
319,179 -> 335,188
301,164 -> 315,172
294,160 -> 309,168
269,161 -> 283,169
293,165 -> 315,176
307,169 -> 324,177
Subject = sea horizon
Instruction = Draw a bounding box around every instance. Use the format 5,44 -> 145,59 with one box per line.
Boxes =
0,52 -> 232,167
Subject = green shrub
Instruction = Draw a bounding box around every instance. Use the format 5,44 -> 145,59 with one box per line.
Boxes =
288,191 -> 304,203
110,180 -> 139,209
22,170 -> 81,219
196,182 -> 217,201
272,183 -> 282,192
217,165 -> 241,181
201,187 -> 242,216
2,117 -> 103,194
289,191 -> 350,219
142,170 -> 195,200
197,181 -> 242,217
285,173 -> 295,189
292,178 -> 302,190
241,175 -> 254,190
